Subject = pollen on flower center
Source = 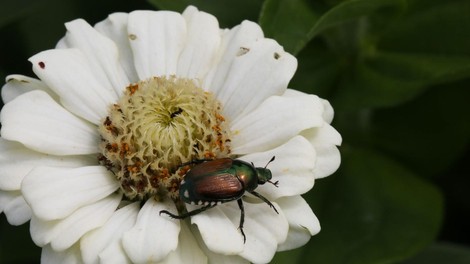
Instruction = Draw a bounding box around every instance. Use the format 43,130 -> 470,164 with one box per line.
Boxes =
98,76 -> 231,200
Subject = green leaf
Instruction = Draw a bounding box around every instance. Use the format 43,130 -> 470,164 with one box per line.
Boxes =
271,246 -> 303,264
308,0 -> 406,41
301,147 -> 443,264
378,0 -> 470,56
289,41 -> 341,98
332,0 -> 470,110
147,0 -> 264,28
259,0 -> 406,55
368,81 -> 470,177
259,0 -> 322,54
0,0 -> 39,28
333,51 -> 470,110
402,243 -> 470,264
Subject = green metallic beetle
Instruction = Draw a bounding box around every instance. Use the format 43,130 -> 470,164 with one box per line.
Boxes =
160,156 -> 278,242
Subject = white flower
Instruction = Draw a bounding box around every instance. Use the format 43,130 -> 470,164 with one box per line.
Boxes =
0,6 -> 341,264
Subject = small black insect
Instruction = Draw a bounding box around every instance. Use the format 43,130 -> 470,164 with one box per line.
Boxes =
170,107 -> 183,118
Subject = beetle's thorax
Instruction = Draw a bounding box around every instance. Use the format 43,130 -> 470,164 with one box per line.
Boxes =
233,160 -> 259,191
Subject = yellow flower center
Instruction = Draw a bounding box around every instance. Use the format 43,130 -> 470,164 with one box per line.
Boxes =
98,76 -> 231,200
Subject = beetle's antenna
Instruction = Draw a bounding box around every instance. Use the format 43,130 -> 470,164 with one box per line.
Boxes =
265,156 -> 278,187
268,180 -> 279,187
264,156 -> 275,169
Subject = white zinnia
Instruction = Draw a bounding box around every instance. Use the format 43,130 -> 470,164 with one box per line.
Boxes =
0,6 -> 341,264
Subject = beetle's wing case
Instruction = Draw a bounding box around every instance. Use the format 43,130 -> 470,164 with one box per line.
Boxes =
186,158 -> 233,177
192,173 -> 244,201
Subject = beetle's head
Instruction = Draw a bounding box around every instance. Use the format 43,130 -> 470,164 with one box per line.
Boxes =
256,168 -> 272,184
255,156 -> 279,187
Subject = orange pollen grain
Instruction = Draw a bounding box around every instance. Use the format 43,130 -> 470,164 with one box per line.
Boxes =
204,152 -> 216,159
127,84 -> 139,95
120,143 -> 130,157
216,113 -> 225,121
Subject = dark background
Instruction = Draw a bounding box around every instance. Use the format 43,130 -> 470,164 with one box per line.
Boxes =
1,0 -> 469,263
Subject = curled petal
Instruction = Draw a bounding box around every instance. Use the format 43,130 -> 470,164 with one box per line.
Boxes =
177,6 -> 221,79
276,196 -> 320,251
81,202 -> 139,264
236,201 -> 288,263
0,138 -> 95,191
2,74 -> 57,103
313,145 -> 341,179
128,11 -> 186,79
159,222 -> 207,264
231,92 -> 323,154
215,39 -> 297,121
0,191 -> 32,225
190,203 -> 244,254
41,244 -> 82,264
29,49 -> 118,124
239,135 -> 316,199
61,19 -> 130,95
22,166 -> 119,221
98,243 -> 132,264
0,91 -> 100,155
204,20 -> 264,94
122,199 -> 180,264
302,123 -> 342,178
321,99 -> 335,124
30,193 -> 121,251
95,12 -> 139,83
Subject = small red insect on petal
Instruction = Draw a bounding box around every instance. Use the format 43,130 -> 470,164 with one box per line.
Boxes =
38,62 -> 45,69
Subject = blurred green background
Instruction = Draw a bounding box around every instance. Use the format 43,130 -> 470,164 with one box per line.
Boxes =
0,0 -> 469,263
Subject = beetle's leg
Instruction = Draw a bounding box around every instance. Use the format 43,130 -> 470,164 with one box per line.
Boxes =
249,191 -> 279,214
159,203 -> 216,219
237,199 -> 246,243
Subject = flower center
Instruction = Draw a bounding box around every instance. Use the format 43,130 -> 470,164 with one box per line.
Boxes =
98,76 -> 231,201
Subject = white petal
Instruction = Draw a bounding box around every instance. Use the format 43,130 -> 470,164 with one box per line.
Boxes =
159,222 -> 207,264
231,92 -> 323,154
177,6 -> 221,79
203,20 -> 264,94
98,242 -> 132,264
214,38 -> 297,121
30,193 -> 121,251
60,19 -> 130,95
22,166 -> 119,221
0,138 -> 95,191
239,136 -> 316,200
41,244 -> 82,264
190,203 -> 244,255
1,74 -> 57,103
95,12 -> 139,83
313,145 -> 341,179
302,124 -> 342,178
322,99 -> 335,124
3,194 -> 32,225
205,252 -> 248,264
0,190 -> 32,225
128,11 -> 187,79
29,49 -> 118,124
0,190 -> 13,213
276,196 -> 320,251
186,223 -> 248,264
81,202 -> 139,264
122,199 -> 180,263
0,90 -> 100,155
305,122 -> 342,147
237,201 -> 288,264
